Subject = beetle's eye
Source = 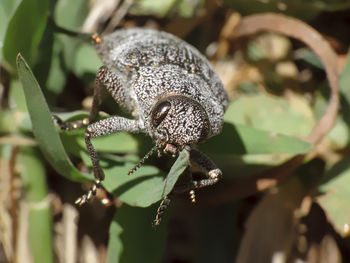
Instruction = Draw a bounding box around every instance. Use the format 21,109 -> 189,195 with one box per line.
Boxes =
152,101 -> 171,127
199,118 -> 210,142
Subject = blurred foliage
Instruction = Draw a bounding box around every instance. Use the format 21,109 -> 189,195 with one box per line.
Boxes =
224,0 -> 350,20
1,0 -> 350,262
129,0 -> 205,18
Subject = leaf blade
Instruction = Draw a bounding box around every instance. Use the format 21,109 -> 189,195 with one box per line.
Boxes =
200,122 -> 311,155
16,54 -> 91,182
103,150 -> 189,207
3,0 -> 49,69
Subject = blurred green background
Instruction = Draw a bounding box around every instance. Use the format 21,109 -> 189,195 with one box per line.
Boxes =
1,0 -> 350,262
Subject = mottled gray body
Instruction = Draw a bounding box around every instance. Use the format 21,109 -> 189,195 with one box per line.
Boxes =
96,28 -> 229,142
56,28 -> 229,226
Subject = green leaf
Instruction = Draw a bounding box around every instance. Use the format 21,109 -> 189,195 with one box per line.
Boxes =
55,112 -> 140,159
107,218 -> 123,262
294,48 -> 324,69
16,54 -> 92,182
200,122 -> 311,155
60,131 -> 139,158
74,43 -> 102,78
313,90 -> 350,149
103,150 -> 189,207
130,0 -> 177,18
54,0 -> 89,70
41,37 -> 67,102
318,157 -> 350,235
9,79 -> 28,112
107,204 -> 168,263
32,12 -> 67,105
55,0 -> 88,30
327,117 -> 350,149
129,0 -> 204,18
20,147 -> 54,263
201,95 -> 313,156
224,95 -> 314,137
178,0 -> 204,17
0,0 -> 22,59
329,49 -> 350,148
3,0 -> 49,70
163,149 -> 190,194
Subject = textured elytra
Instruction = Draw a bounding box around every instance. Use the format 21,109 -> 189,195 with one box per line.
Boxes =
95,28 -> 229,148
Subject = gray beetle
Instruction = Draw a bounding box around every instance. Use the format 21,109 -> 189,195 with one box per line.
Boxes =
55,28 -> 229,226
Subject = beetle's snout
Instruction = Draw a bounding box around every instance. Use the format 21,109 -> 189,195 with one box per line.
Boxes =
163,143 -> 178,156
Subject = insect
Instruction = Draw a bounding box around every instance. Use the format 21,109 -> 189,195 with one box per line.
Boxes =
54,27 -> 229,226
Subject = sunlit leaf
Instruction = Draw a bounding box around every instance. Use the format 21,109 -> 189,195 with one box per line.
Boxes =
225,95 -> 314,137
318,157 -> 350,235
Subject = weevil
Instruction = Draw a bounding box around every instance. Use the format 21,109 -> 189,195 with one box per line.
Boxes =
55,28 -> 229,226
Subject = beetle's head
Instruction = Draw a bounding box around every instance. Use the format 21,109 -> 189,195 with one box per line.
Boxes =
151,95 -> 211,156
127,95 -> 210,176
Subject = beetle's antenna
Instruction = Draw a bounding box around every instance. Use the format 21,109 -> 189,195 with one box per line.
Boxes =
48,15 -> 93,43
127,145 -> 158,175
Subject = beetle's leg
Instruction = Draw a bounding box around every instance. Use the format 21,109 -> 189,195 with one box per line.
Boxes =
172,149 -> 221,201
189,149 -> 221,186
152,152 -> 221,227
92,66 -> 134,120
53,65 -> 129,130
75,117 -> 142,205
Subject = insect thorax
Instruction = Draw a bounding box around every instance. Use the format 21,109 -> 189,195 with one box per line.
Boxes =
97,28 -> 229,140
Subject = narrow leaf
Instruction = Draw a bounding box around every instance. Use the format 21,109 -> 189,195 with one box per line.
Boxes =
16,54 -> 91,182
103,150 -> 189,207
20,147 -> 54,263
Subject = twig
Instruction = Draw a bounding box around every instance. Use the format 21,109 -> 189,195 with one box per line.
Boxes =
231,13 -> 339,145
103,0 -> 133,34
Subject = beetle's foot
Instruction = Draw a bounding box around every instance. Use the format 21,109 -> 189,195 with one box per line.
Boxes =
208,168 -> 221,182
152,195 -> 171,228
189,189 -> 196,203
52,114 -> 89,131
75,179 -> 101,205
